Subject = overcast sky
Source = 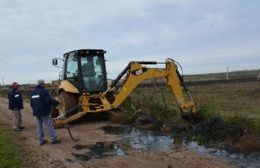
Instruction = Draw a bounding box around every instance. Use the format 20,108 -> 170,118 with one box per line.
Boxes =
0,0 -> 259,84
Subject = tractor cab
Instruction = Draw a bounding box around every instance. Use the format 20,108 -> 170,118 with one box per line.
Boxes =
53,49 -> 108,93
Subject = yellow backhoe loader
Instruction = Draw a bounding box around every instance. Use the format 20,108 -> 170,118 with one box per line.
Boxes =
51,49 -> 195,127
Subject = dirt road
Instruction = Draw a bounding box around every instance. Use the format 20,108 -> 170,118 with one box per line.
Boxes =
0,97 -> 235,168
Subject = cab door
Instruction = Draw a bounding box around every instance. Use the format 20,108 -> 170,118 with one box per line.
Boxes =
64,52 -> 81,90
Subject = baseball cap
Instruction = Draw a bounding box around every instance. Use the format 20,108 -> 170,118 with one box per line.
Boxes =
37,79 -> 45,85
12,82 -> 19,88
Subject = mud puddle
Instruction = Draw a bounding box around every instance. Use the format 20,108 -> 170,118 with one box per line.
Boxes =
72,141 -> 127,162
73,125 -> 260,167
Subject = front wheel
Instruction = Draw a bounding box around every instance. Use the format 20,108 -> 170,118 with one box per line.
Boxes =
57,91 -> 79,117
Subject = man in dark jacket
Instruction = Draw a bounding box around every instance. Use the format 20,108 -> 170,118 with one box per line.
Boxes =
30,79 -> 60,145
8,82 -> 24,131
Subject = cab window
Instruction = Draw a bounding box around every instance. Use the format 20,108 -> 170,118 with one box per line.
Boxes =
81,56 -> 106,92
66,53 -> 79,87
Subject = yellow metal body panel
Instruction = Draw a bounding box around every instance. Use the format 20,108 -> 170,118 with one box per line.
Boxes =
80,93 -> 112,113
59,80 -> 79,94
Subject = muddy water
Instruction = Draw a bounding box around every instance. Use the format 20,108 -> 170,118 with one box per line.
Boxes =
74,125 -> 260,168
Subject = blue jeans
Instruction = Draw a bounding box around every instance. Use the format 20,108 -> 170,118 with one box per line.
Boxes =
36,115 -> 57,144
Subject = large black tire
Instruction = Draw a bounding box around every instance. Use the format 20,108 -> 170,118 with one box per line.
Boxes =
58,91 -> 79,117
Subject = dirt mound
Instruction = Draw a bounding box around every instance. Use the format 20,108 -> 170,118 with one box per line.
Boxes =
194,117 -> 244,143
108,110 -> 128,124
234,135 -> 260,152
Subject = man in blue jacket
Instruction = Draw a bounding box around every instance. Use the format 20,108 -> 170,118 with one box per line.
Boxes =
8,82 -> 24,131
30,79 -> 60,145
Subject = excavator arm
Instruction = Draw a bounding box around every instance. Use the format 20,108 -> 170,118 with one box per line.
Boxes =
108,58 -> 195,113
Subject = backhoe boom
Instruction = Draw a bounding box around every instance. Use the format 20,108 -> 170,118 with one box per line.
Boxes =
109,59 -> 195,113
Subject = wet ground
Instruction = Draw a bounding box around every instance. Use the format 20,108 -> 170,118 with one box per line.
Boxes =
73,125 -> 260,168
0,97 -> 233,168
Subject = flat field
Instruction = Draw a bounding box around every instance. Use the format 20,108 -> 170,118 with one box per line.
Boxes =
122,81 -> 260,133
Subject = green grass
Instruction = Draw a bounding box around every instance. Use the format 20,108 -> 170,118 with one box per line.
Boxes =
0,122 -> 29,168
121,82 -> 260,133
121,86 -> 182,125
189,82 -> 260,133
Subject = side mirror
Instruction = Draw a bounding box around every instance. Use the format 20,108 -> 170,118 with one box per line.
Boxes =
52,58 -> 58,66
52,58 -> 64,68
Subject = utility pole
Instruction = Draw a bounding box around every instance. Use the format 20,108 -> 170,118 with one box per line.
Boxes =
226,67 -> 229,82
1,78 -> 4,86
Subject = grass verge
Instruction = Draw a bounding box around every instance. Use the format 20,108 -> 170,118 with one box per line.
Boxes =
0,121 -> 28,168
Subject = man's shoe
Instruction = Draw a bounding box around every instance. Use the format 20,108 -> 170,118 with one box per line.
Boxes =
19,126 -> 25,129
51,140 -> 61,144
39,140 -> 48,146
